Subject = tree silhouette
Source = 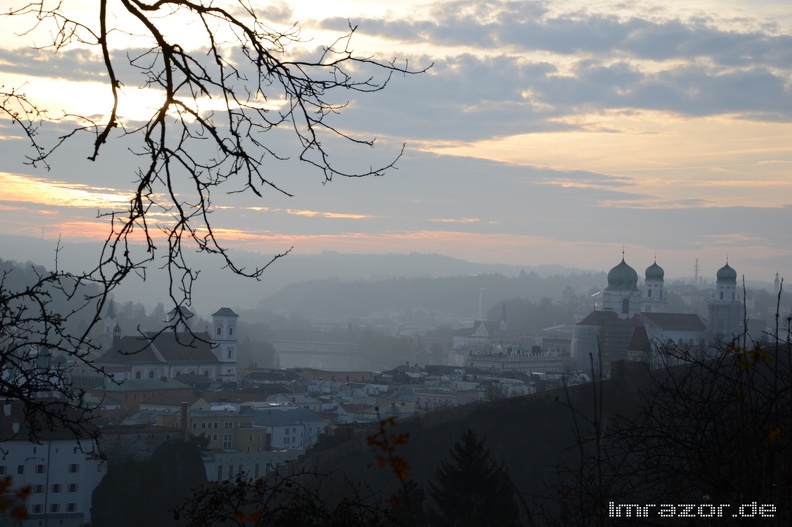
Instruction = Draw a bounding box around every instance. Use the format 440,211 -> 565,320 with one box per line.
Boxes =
429,429 -> 519,527
0,2 -> 424,437
4,1 -> 426,308
548,289 -> 792,526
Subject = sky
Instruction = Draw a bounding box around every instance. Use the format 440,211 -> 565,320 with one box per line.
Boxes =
1,0 -> 791,285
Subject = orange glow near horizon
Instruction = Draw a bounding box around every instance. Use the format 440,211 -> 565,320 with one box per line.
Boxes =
0,172 -> 129,209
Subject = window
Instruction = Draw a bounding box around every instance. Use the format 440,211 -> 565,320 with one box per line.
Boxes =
149,370 -> 156,378
33,484 -> 44,494
31,504 -> 44,514
135,371 -> 142,379
213,422 -> 218,429
50,484 -> 62,493
212,434 -> 218,441
67,483 -> 79,492
66,503 -> 78,512
201,422 -> 207,430
647,289 -> 652,298
49,503 -> 60,513
229,326 -> 234,336
224,422 -> 232,429
217,465 -> 223,480
192,422 -> 197,430
720,291 -> 724,300
227,348 -> 232,359
223,434 -> 232,448
621,298 -> 629,315
17,465 -> 23,475
34,464 -> 46,473
216,326 -> 222,336
68,463 -> 80,473
0,466 -> 5,474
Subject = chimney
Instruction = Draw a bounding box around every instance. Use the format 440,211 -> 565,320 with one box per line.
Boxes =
181,402 -> 189,442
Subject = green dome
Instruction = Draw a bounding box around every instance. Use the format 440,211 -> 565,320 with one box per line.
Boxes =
716,262 -> 737,283
607,258 -> 638,291
645,261 -> 664,281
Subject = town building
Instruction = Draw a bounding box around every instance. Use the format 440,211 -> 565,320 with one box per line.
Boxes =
251,406 -> 329,450
457,304 -> 569,373
90,378 -> 193,417
94,306 -> 239,382
0,400 -> 106,526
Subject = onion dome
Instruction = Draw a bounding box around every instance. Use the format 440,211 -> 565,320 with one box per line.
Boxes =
716,262 -> 737,283
607,258 -> 638,291
645,261 -> 664,282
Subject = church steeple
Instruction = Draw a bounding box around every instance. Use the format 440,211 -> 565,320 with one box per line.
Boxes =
499,302 -> 508,331
112,322 -> 121,351
104,299 -> 117,336
603,255 -> 641,319
643,257 -> 666,313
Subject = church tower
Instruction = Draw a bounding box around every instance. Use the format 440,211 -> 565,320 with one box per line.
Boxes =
642,259 -> 667,313
212,307 -> 239,382
602,257 -> 642,319
103,299 -> 117,337
707,261 -> 742,343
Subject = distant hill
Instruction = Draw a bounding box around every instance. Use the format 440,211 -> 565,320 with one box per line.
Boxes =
263,270 -> 607,320
0,234 -> 601,315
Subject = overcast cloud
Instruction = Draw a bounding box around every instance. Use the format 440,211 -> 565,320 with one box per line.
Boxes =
0,0 -> 790,283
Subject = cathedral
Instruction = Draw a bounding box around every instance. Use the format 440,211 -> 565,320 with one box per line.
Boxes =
570,256 -> 742,374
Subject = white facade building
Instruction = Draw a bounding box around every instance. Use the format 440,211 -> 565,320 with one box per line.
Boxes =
1,400 -> 106,526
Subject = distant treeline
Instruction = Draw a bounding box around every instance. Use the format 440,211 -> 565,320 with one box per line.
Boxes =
0,257 -> 102,342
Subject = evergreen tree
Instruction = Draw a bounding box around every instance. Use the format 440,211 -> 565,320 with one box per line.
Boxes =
429,430 -> 519,527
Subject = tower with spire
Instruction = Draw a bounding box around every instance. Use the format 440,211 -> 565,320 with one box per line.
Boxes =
642,258 -> 667,313
707,261 -> 742,342
212,307 -> 239,382
601,254 -> 642,319
103,299 -> 117,337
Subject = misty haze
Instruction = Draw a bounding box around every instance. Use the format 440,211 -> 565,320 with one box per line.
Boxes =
1,1 -> 791,526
